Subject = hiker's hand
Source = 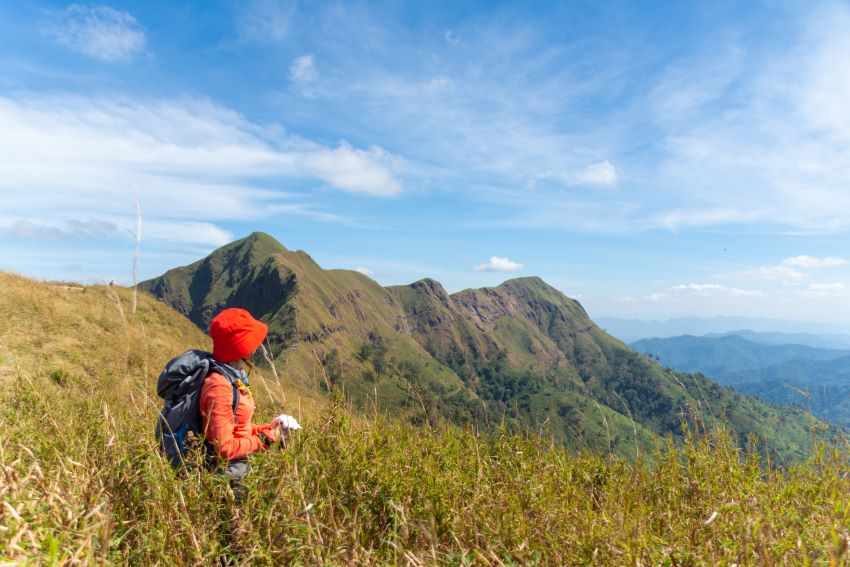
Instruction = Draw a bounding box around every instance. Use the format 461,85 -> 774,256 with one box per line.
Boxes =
258,428 -> 277,447
272,414 -> 302,432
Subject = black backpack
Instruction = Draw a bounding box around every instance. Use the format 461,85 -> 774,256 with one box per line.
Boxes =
155,350 -> 241,468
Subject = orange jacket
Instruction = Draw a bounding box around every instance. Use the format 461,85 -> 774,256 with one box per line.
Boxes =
199,372 -> 277,461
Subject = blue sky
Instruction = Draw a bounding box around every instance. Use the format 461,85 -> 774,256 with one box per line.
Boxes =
1,0 -> 849,326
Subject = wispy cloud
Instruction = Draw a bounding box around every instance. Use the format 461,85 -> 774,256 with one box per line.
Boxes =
300,2 -> 850,235
290,54 -> 318,85
235,0 -> 295,43
782,255 -> 847,268
570,161 -> 618,187
0,94 -> 404,246
143,221 -> 233,246
649,2 -> 850,233
299,142 -> 403,197
474,256 -> 523,272
0,218 -> 118,239
267,203 -> 346,223
528,161 -> 619,190
47,4 -> 146,62
647,284 -> 763,302
673,283 -> 762,297
721,255 -> 848,284
799,282 -> 849,298
354,266 -> 374,276
651,208 -> 764,232
305,11 -> 625,203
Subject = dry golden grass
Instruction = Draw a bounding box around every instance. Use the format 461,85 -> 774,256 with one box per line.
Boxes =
3,271 -> 850,565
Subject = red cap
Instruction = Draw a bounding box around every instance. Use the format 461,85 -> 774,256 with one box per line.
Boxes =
210,308 -> 268,363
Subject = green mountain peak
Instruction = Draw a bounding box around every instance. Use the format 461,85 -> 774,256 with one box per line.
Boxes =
244,230 -> 289,251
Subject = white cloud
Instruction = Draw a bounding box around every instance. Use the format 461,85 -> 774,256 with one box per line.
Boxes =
651,3 -> 850,233
235,0 -> 295,43
0,93 -> 406,255
668,283 -> 763,298
474,256 -> 524,272
0,217 -> 230,248
724,255 -> 849,284
267,203 -> 345,223
746,265 -> 807,284
0,218 -> 118,239
0,94 -> 403,217
252,2 -> 850,236
650,43 -> 743,122
782,255 -> 847,268
799,282 -> 850,298
48,4 -> 146,62
290,54 -> 318,85
354,267 -> 374,276
809,283 -> 847,291
143,221 -> 233,247
333,28 -> 623,200
299,142 -> 403,197
653,208 -> 764,232
797,5 -> 850,139
570,161 -> 618,187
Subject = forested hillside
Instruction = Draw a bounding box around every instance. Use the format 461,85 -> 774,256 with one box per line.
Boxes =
631,334 -> 849,376
632,334 -> 850,427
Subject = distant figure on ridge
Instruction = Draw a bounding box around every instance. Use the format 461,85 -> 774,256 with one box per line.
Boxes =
155,308 -> 301,502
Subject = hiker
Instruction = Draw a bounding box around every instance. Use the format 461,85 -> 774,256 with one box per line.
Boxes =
156,307 -> 301,502
200,308 -> 298,501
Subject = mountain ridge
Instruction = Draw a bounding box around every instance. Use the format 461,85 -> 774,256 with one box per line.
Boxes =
598,316 -> 850,343
140,232 -> 825,460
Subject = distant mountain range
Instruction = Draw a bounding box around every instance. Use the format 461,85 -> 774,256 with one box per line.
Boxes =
139,232 -> 822,460
631,334 -> 850,426
598,316 -> 850,345
631,335 -> 850,376
704,330 -> 850,351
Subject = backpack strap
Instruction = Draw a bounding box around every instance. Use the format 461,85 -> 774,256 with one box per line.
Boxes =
212,363 -> 242,425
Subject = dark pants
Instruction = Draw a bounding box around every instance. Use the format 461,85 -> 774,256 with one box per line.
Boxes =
205,445 -> 250,503
222,459 -> 249,503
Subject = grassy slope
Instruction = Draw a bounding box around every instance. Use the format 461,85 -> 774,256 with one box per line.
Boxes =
0,270 -> 326,417
5,271 -> 850,564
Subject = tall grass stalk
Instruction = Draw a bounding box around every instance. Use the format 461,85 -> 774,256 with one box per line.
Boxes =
131,192 -> 142,317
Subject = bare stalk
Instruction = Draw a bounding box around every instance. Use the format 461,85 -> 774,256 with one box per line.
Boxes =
259,341 -> 285,407
131,192 -> 142,317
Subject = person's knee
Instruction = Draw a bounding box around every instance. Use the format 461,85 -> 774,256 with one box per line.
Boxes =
224,459 -> 249,502
224,459 -> 249,481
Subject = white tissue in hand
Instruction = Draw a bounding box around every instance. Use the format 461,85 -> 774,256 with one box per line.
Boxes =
275,414 -> 302,430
